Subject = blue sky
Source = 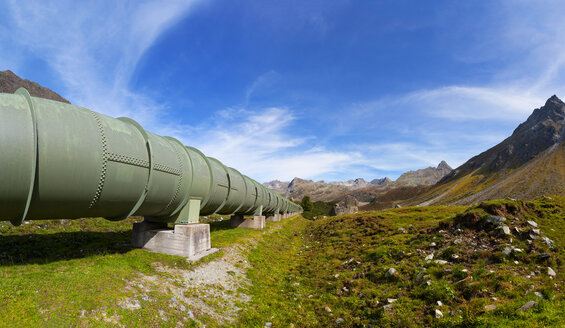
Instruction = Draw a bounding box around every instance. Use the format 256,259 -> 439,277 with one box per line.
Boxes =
1,1 -> 564,182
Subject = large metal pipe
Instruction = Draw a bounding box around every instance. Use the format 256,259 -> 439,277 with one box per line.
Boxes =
0,89 -> 302,226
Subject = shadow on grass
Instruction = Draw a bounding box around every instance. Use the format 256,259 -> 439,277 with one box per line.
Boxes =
0,230 -> 134,266
208,219 -> 234,232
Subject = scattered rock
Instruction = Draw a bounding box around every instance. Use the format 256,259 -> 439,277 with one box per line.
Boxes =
264,322 -> 273,328
487,216 -> 506,224
387,298 -> 397,304
527,220 -> 538,228
425,253 -> 434,261
484,304 -> 497,312
429,242 -> 437,248
455,276 -> 473,284
534,292 -> 544,299
436,301 -> 443,306
538,253 -> 551,260
435,309 -> 443,319
335,318 -> 345,325
383,304 -> 394,311
531,229 -> 540,235
541,237 -> 554,246
423,280 -> 432,286
516,301 -> 538,312
397,227 -> 407,233
499,225 -> 511,236
453,238 -> 463,245
451,254 -> 459,260
548,267 -> 556,277
434,260 -> 448,265
503,247 -> 512,256
325,306 -> 332,313
386,268 -> 398,277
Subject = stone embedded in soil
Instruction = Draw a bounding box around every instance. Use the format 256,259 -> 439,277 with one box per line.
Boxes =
503,247 -> 512,255
383,304 -> 394,311
386,268 -> 398,276
487,216 -> 506,224
335,318 -> 345,325
435,309 -> 443,318
538,252 -> 551,260
548,267 -> 556,277
541,236 -> 554,246
484,304 -> 497,312
425,253 -> 434,261
516,301 -> 538,312
527,220 -> 538,228
499,225 -> 511,236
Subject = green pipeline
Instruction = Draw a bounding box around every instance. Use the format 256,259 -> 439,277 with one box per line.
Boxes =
0,89 -> 302,226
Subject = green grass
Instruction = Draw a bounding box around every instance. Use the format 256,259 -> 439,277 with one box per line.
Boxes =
237,197 -> 564,327
1,198 -> 563,327
0,216 -> 270,327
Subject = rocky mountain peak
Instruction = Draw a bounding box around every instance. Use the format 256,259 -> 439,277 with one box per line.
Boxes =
448,95 -> 565,177
437,160 -> 452,170
526,94 -> 565,127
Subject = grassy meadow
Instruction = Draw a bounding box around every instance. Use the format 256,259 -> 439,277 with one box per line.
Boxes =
0,197 -> 563,327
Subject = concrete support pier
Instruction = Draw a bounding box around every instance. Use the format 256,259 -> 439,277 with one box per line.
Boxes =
266,214 -> 281,222
132,221 -> 216,260
230,214 -> 265,230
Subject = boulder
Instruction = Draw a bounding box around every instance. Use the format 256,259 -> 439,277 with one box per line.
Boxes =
516,301 -> 537,312
330,196 -> 359,216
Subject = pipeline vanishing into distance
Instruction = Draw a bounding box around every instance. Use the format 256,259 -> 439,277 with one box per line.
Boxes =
0,88 -> 302,226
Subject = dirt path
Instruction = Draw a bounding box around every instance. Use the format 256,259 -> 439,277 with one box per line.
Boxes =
118,221 -> 287,326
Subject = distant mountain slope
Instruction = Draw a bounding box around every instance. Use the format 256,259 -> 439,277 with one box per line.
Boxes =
264,161 -> 451,202
413,95 -> 565,206
0,70 -> 70,103
395,161 -> 452,187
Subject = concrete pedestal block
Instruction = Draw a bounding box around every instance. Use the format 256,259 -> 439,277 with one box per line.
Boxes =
132,222 -> 215,259
132,221 -> 168,248
266,214 -> 281,222
230,214 -> 265,229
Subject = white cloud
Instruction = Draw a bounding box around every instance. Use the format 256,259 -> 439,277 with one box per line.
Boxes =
405,86 -> 545,121
174,107 -> 360,182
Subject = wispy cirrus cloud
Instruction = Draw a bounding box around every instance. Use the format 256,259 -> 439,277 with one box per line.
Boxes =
173,106 -> 361,182
1,0 -> 200,125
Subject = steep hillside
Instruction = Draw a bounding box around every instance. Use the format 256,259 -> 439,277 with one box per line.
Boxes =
0,70 -> 70,103
413,95 -> 565,206
243,197 -> 564,327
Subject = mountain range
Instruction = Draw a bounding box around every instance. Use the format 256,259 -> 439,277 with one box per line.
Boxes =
264,161 -> 453,202
411,94 -> 565,206
266,95 -> 565,208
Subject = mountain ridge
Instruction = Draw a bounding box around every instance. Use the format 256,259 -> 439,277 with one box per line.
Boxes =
264,161 -> 452,202
410,95 -> 565,206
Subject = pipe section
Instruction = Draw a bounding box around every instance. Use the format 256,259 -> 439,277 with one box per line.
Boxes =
0,89 -> 302,225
